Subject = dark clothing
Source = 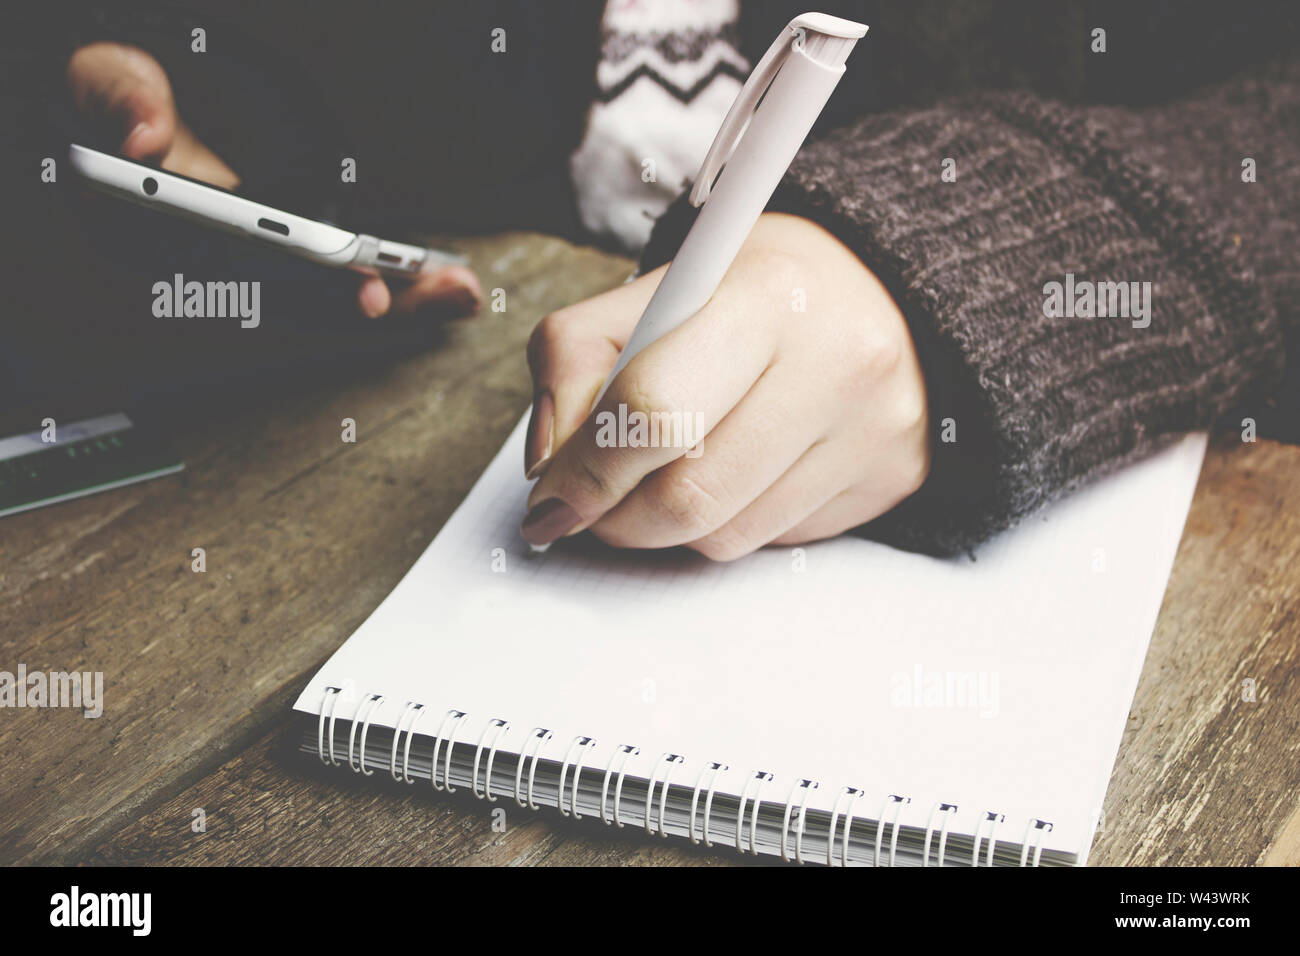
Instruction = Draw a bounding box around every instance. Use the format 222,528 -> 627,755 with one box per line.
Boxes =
650,7 -> 1300,554
5,0 -> 1298,554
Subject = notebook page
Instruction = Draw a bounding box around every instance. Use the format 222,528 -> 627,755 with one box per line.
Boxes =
295,416 -> 1206,863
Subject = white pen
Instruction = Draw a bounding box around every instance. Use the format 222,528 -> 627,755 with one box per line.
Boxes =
525,13 -> 866,553
593,12 -> 868,403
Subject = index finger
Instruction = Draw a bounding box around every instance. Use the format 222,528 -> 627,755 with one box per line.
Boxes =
520,292 -> 780,549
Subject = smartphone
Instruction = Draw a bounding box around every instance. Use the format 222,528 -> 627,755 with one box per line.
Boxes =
67,143 -> 466,278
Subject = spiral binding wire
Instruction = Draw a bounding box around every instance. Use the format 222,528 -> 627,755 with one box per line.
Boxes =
431,710 -> 469,792
874,794 -> 909,867
318,686 -> 342,766
972,811 -> 1005,867
689,762 -> 728,847
389,701 -> 425,783
471,718 -> 510,800
735,770 -> 774,855
645,753 -> 685,836
514,727 -> 553,809
1020,819 -> 1053,867
351,694 -> 384,775
826,786 -> 863,867
598,744 -> 639,826
780,779 -> 819,863
922,802 -> 958,867
557,736 -> 596,819
314,686 -> 1056,866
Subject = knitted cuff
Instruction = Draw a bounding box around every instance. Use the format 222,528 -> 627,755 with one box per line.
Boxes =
644,93 -> 1284,555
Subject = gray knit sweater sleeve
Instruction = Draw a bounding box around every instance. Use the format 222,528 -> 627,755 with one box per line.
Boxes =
642,60 -> 1298,557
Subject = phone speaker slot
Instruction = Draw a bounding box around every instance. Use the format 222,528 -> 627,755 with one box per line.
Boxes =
257,217 -> 290,236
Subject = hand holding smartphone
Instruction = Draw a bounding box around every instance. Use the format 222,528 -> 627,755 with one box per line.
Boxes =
69,144 -> 468,280
65,41 -> 481,320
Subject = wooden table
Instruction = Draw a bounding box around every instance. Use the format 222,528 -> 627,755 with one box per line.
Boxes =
2,232 -> 1297,866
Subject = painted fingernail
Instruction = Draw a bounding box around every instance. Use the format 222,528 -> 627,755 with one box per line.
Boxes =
521,497 -> 581,549
525,391 -> 555,479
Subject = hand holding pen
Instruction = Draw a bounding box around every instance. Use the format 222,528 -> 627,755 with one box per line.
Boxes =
521,15 -> 930,558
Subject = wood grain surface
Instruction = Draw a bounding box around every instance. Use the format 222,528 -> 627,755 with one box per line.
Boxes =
1,232 -> 1296,866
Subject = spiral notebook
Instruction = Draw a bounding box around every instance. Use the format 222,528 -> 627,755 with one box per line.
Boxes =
293,418 -> 1207,866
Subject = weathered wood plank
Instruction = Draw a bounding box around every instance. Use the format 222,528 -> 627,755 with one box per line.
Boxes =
1090,436 -> 1300,866
0,233 -> 633,864
1260,800 -> 1300,866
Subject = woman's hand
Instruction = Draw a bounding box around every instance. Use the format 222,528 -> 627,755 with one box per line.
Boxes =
66,42 -> 481,321
521,212 -> 930,559
67,42 -> 241,189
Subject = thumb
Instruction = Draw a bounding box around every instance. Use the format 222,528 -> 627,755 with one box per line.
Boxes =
67,43 -> 179,163
117,88 -> 178,164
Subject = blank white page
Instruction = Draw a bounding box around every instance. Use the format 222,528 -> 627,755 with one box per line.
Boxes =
295,417 -> 1207,863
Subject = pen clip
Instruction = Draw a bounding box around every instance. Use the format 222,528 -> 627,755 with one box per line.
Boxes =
688,12 -> 868,208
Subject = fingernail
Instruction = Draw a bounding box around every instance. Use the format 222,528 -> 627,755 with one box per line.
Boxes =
521,497 -> 581,549
525,391 -> 555,479
360,282 -> 386,318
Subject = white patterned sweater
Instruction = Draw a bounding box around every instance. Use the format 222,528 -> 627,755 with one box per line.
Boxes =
569,0 -> 750,253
